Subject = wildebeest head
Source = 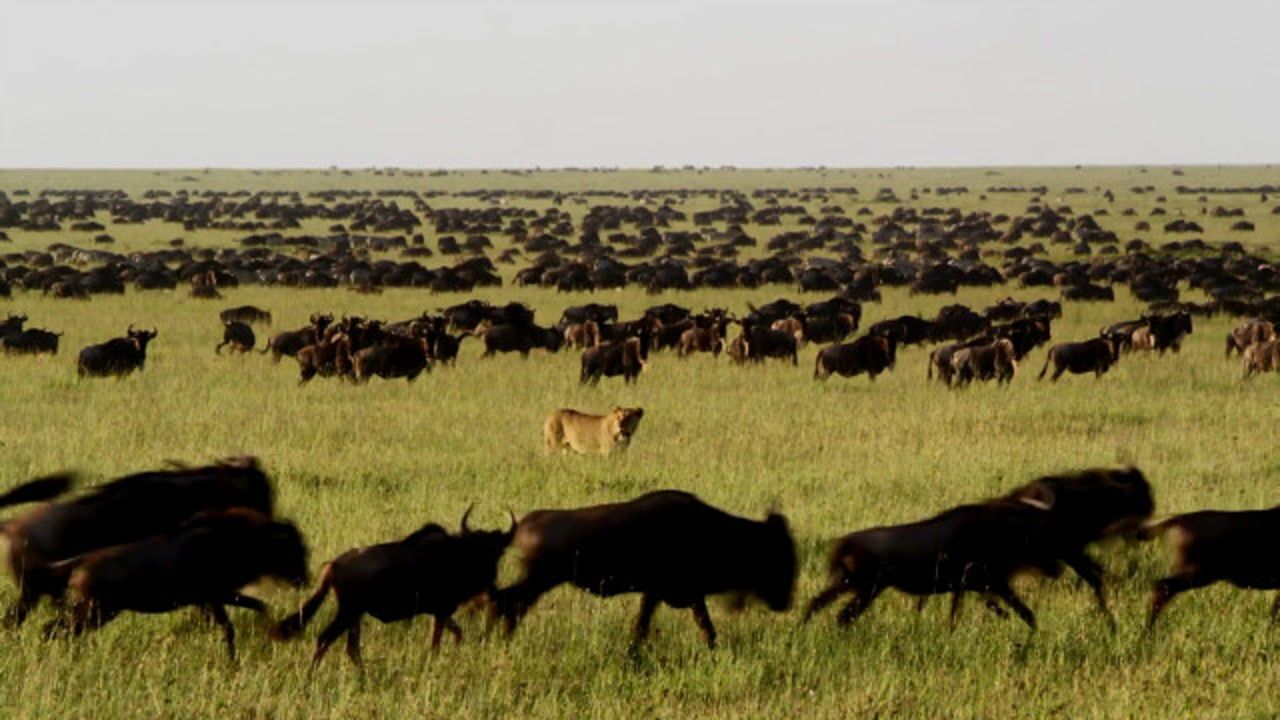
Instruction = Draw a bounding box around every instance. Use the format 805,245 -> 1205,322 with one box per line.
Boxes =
127,325 -> 158,351
457,505 -> 517,570
260,519 -> 310,587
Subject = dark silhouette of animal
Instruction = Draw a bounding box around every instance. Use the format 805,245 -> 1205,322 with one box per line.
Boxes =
481,323 -> 562,358
580,336 -> 647,385
868,315 -> 934,346
727,324 -> 798,365
0,457 -> 274,625
48,509 -> 308,660
219,305 -> 272,326
1,328 -> 62,355
1144,312 -> 1192,354
352,337 -> 431,382
271,508 -> 513,667
77,326 -> 157,378
814,335 -> 896,381
496,490 -> 796,650
1038,338 -> 1119,381
262,314 -> 333,362
216,321 -> 255,354
1145,506 -> 1280,629
0,313 -> 26,337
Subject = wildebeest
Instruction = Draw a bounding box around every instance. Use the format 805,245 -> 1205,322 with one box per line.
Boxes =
481,323 -> 562,358
804,500 -> 1062,630
0,457 -> 274,625
496,490 -> 795,650
271,508 -> 514,667
1,327 -> 62,355
0,313 -> 26,337
48,509 -> 308,660
727,324 -> 798,365
868,315 -> 934,346
1226,319 -> 1275,358
951,338 -> 1017,386
1144,311 -> 1192,354
678,320 -> 726,357
77,326 -> 157,378
563,320 -> 600,350
219,305 -> 272,326
1038,337 -> 1119,381
580,336 -> 647,385
352,336 -> 431,382
216,320 -> 255,354
295,336 -> 351,384
814,334 -> 896,381
1145,505 -> 1280,629
802,312 -> 858,344
262,313 -> 333,362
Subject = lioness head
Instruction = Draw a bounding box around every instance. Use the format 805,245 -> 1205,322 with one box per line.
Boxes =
609,406 -> 645,445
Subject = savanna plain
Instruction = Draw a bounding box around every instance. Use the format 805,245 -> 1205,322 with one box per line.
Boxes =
1,166 -> 1279,718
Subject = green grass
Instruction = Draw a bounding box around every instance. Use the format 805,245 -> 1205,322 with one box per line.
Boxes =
1,167 -> 1279,718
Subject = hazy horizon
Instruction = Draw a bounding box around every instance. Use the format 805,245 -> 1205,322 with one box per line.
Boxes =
3,0 -> 1278,169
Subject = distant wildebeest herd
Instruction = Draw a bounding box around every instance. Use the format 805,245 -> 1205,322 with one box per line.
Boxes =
0,459 -> 1276,667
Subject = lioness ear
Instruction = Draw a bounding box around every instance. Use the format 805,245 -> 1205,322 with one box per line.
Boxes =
612,405 -> 622,413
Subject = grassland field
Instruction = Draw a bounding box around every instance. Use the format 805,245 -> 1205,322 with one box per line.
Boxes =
0,166 -> 1278,718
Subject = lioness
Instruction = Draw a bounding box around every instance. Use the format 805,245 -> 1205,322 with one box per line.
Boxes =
544,407 -> 645,455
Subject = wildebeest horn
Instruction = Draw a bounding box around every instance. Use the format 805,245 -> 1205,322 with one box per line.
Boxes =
507,509 -> 518,534
460,502 -> 475,533
127,323 -> 136,334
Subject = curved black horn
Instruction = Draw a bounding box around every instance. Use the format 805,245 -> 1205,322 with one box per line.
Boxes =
127,323 -> 136,334
507,509 -> 518,534
460,502 -> 475,533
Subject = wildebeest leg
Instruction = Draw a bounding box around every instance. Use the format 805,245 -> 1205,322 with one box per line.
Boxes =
981,594 -> 1010,619
990,584 -> 1036,630
206,604 -> 237,661
914,596 -> 928,613
6,580 -> 44,627
312,609 -> 359,667
430,616 -> 446,648
802,581 -> 849,622
1063,551 -> 1115,630
497,575 -> 560,635
444,617 -> 463,644
216,341 -> 226,354
836,585 -> 883,627
631,593 -> 660,650
344,617 -> 362,668
1270,593 -> 1280,623
948,593 -> 964,631
690,598 -> 717,649
1148,573 -> 1212,630
1051,365 -> 1065,382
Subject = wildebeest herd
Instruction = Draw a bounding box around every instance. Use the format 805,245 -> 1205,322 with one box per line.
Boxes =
0,459 -> 1276,667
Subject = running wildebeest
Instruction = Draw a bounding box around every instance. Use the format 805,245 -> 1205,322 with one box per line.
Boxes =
47,509 -> 308,660
496,490 -> 796,650
271,507 -> 514,667
1038,337 -> 1119,381
814,334 -> 896,381
262,313 -> 333,362
1145,505 -> 1280,629
0,457 -> 274,625
220,305 -> 272,326
77,326 -> 157,378
216,320 -> 256,354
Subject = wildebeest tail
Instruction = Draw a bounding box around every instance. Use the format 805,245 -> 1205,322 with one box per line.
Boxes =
1037,350 -> 1052,380
270,562 -> 333,640
1134,516 -> 1180,541
0,474 -> 73,510
813,351 -> 826,380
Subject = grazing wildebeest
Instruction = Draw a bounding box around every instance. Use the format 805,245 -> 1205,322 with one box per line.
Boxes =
814,334 -> 896,381
481,323 -> 562,358
352,337 -> 431,382
216,320 -> 256,354
77,326 -> 157,378
47,509 -> 308,660
1038,337 -> 1119,381
1145,505 -> 1280,629
1,328 -> 62,355
271,508 -> 514,667
580,336 -> 647,385
1226,319 -> 1275,358
804,500 -> 1062,630
262,313 -> 333,362
868,315 -> 934,346
0,457 -> 274,625
1144,311 -> 1193,354
951,338 -> 1017,386
219,305 -> 272,326
496,490 -> 796,650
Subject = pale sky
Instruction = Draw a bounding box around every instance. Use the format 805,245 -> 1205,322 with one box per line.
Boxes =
1,0 -> 1277,168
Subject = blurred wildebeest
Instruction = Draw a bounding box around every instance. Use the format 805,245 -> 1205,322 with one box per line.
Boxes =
1038,337 -> 1119,381
262,313 -> 333,362
481,323 -> 562,358
0,313 -> 26,337
868,315 -> 934,346
48,509 -> 308,660
220,305 -> 272,326
727,324 -> 798,365
77,326 -> 157,378
951,338 -> 1017,386
271,508 -> 514,667
1226,319 -> 1275,358
1144,311 -> 1193,354
802,312 -> 858,344
496,490 -> 796,650
352,336 -> 431,382
804,500 -> 1060,630
1145,505 -> 1280,629
1,327 -> 61,355
581,336 -> 647,385
216,320 -> 255,355
814,334 -> 896,381
1242,338 -> 1280,378
0,457 -> 273,625
558,303 -> 618,329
